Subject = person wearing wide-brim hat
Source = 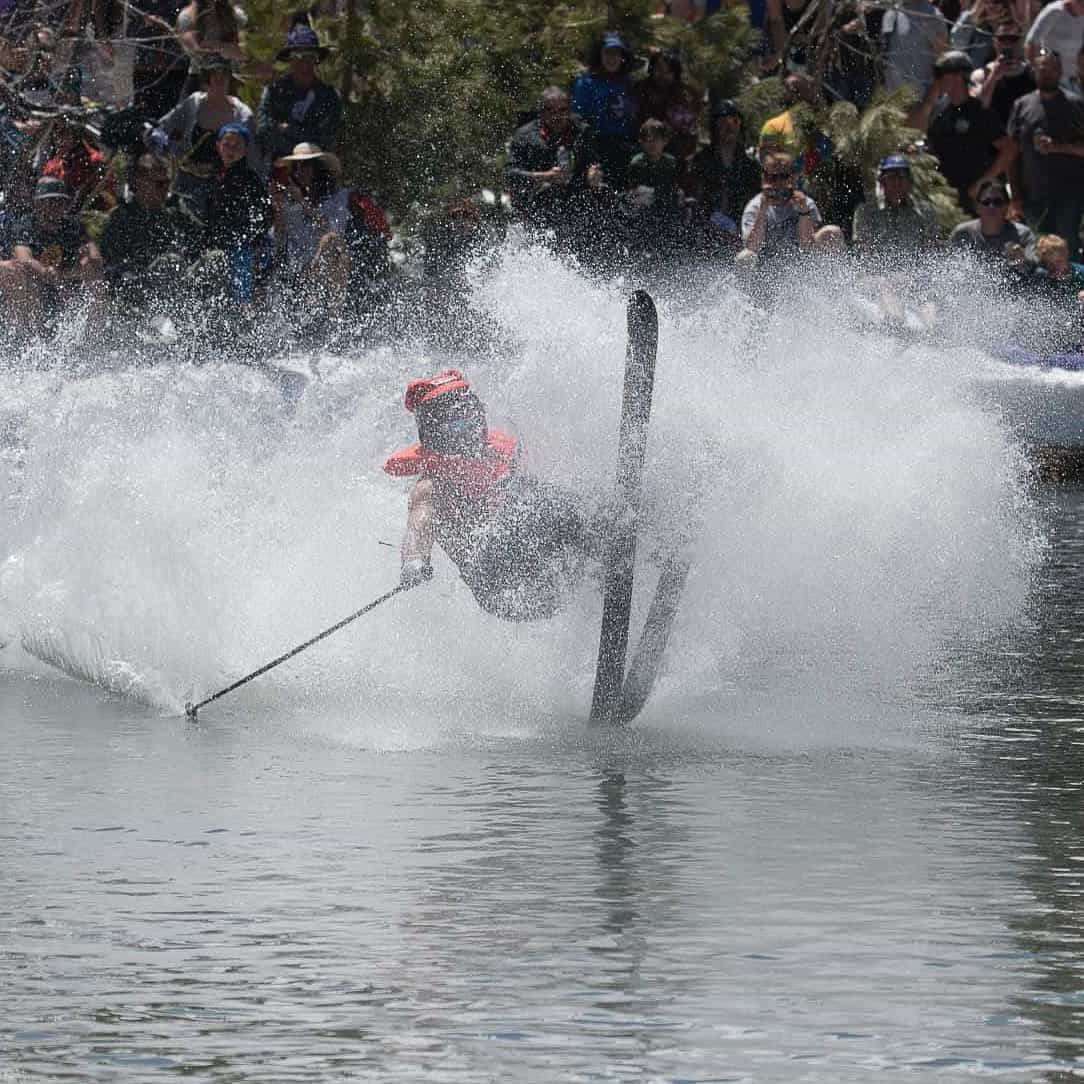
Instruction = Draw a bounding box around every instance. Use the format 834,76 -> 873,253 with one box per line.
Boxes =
270,140 -> 352,314
273,141 -> 341,176
256,24 -> 343,162
275,25 -> 331,62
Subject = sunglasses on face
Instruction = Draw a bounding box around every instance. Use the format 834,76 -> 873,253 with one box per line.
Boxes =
979,197 -> 1007,207
764,171 -> 792,183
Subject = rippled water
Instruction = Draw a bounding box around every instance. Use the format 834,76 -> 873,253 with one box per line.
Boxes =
5,249 -> 1084,1080
5,623 -> 1084,1082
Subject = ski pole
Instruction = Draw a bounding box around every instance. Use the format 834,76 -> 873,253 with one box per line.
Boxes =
185,583 -> 408,719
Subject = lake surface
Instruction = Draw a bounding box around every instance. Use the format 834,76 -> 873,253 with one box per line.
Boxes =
3,480 -> 1084,1082
3,255 -> 1084,1080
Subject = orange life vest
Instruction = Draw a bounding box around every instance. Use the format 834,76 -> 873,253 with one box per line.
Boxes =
384,430 -> 518,501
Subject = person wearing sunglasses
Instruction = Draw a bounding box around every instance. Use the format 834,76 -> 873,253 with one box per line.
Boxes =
976,21 -> 1035,127
385,370 -> 598,621
739,151 -> 822,262
949,177 -> 1037,262
1007,48 -> 1084,260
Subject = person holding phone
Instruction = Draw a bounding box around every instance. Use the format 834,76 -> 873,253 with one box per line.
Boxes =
977,21 -> 1037,126
739,151 -> 822,263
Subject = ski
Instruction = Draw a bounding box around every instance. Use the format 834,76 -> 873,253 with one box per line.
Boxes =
589,290 -> 658,724
616,555 -> 690,724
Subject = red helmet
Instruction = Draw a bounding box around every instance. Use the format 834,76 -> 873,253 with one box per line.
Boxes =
404,369 -> 471,413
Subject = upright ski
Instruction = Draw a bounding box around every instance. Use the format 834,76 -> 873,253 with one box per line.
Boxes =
590,290 -> 658,723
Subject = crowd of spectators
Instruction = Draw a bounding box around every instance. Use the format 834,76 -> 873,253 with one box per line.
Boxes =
2,0 -> 1084,345
503,10 -> 1084,330
0,12 -> 390,340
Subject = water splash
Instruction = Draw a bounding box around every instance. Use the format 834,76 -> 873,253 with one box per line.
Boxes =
0,245 -> 1046,739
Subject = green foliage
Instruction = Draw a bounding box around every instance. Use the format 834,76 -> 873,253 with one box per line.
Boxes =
822,87 -> 965,232
652,9 -> 758,102
736,76 -> 785,145
309,0 -> 657,211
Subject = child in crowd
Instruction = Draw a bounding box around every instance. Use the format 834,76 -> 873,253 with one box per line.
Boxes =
625,117 -> 681,215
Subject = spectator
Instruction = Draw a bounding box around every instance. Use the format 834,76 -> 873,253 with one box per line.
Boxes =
571,32 -> 638,188
1008,49 -> 1084,259
975,21 -> 1035,126
686,99 -> 761,246
152,55 -> 259,221
0,176 -> 102,334
1025,0 -> 1084,83
758,74 -> 831,181
176,0 -> 248,84
1065,40 -> 1084,94
624,118 -> 682,252
41,116 -> 114,213
626,119 -> 681,206
920,49 -> 1014,213
504,87 -> 599,229
740,150 -> 822,261
634,50 -> 700,160
202,123 -> 272,301
881,0 -> 947,95
271,142 -> 351,313
13,27 -> 63,109
1032,231 -> 1084,298
130,0 -> 189,120
100,153 -> 198,280
851,154 -> 941,258
950,0 -> 1009,69
764,0 -> 815,73
949,176 -> 1037,260
824,1 -> 882,108
256,26 -> 342,164
59,0 -> 134,109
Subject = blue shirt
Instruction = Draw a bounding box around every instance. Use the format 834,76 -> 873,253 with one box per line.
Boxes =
571,72 -> 637,141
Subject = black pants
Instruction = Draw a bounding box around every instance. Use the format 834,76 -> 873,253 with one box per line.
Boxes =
462,478 -> 594,622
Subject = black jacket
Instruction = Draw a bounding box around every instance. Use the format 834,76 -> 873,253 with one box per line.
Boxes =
204,161 -> 272,250
503,116 -> 597,208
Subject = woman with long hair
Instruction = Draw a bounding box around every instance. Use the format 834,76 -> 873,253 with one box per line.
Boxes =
151,56 -> 260,221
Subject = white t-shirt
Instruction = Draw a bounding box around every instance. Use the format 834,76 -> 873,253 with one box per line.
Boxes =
1026,0 -> 1084,85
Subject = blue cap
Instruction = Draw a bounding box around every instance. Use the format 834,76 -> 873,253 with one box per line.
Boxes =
879,154 -> 911,175
601,32 -> 628,51
217,121 -> 250,144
